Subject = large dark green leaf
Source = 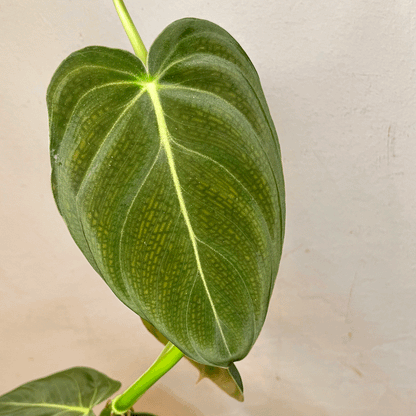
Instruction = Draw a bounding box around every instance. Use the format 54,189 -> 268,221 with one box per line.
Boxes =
0,367 -> 121,416
47,18 -> 285,367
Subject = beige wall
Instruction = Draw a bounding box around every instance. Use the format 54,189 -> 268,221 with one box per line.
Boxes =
1,0 -> 415,415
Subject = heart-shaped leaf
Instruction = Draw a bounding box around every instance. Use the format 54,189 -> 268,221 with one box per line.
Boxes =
0,367 -> 121,416
141,318 -> 244,401
47,18 -> 285,367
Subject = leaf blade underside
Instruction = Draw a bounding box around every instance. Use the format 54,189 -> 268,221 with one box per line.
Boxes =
47,18 -> 285,367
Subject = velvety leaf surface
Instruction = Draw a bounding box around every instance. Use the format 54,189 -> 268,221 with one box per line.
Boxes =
142,318 -> 244,401
0,367 -> 121,416
47,18 -> 285,367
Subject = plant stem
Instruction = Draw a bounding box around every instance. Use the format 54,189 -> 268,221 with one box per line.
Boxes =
113,0 -> 148,66
111,342 -> 184,414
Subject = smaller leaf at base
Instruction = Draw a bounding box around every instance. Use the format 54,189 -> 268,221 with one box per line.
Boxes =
0,367 -> 121,416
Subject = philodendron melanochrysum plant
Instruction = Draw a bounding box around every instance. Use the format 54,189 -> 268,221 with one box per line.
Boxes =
0,0 -> 285,414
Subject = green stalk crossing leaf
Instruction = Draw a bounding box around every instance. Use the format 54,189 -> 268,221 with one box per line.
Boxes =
141,318 -> 244,401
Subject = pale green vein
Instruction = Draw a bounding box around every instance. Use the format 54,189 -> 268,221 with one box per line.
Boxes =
151,29 -> 237,78
170,137 -> 261,208
75,88 -> 146,197
72,88 -> 147,299
195,236 -> 257,339
50,63 -> 139,113
62,63 -> 138,81
49,60 -> 143,152
64,373 -> 83,409
185,271 -> 210,364
160,82 -> 283,245
119,147 -> 162,318
154,55 -> 199,79
171,138 -> 272,272
146,81 -> 232,358
154,211 -> 182,321
156,51 -> 281,162
158,83 -> 276,171
53,81 -> 138,156
0,401 -> 90,414
158,83 -> 268,145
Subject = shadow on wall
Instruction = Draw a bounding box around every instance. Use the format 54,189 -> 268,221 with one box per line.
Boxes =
248,398 -> 329,416
136,382 -> 329,416
250,243 -> 412,416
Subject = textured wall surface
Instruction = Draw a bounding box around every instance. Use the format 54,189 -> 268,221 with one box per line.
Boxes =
1,0 -> 415,415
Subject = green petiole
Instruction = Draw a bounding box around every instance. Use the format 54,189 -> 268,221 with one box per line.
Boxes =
111,342 -> 184,414
113,0 -> 148,67
109,2 -> 183,413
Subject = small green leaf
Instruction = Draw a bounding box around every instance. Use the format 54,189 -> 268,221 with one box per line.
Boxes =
142,318 -> 244,401
0,367 -> 121,416
99,408 -> 112,416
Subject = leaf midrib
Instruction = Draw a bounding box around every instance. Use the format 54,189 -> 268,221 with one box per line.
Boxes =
146,81 -> 231,358
0,401 -> 90,414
